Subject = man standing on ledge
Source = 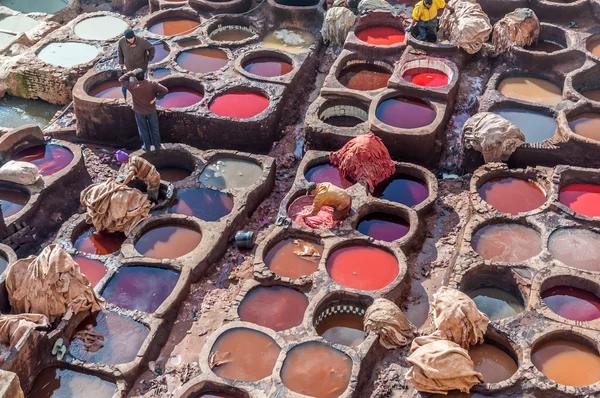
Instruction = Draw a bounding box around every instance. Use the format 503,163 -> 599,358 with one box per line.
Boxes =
411,0 -> 452,42
118,29 -> 155,99
119,68 -> 168,152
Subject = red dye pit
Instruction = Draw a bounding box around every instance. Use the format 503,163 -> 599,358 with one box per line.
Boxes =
264,238 -> 323,279
209,92 -> 269,118
472,224 -> 542,262
89,80 -> 122,99
176,48 -> 228,74
357,213 -> 410,242
156,166 -> 191,182
243,57 -> 293,77
356,26 -> 405,45
28,367 -> 116,398
402,68 -> 449,87
158,187 -> 233,221
0,187 -> 29,218
72,255 -> 106,287
373,174 -> 429,207
151,42 -> 170,63
376,97 -> 436,129
559,183 -> 600,217
326,245 -> 398,290
156,86 -> 204,108
102,266 -> 179,313
305,163 -> 353,189
148,19 -> 200,37
338,65 -> 391,91
542,286 -> 600,322
478,177 -> 546,215
14,144 -> 74,176
238,286 -> 308,331
74,228 -> 125,255
135,224 -> 202,259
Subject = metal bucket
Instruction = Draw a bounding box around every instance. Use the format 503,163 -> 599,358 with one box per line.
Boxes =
235,231 -> 255,249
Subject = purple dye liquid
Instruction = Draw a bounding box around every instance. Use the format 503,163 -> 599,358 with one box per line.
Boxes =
304,164 -> 353,189
158,187 -> 233,221
151,41 -> 170,63
375,97 -> 436,129
157,86 -> 204,108
357,213 -> 410,242
13,144 -> 74,176
373,174 -> 429,207
542,286 -> 600,322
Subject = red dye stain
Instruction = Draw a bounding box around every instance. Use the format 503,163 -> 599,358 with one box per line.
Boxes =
376,97 -> 436,129
89,80 -> 122,99
151,41 -> 170,63
243,57 -> 293,77
373,174 -> 429,207
542,286 -> 600,322
478,177 -> 546,215
305,163 -> 353,189
176,48 -> 228,74
148,18 -> 199,37
560,183 -> 600,217
238,286 -> 308,331
74,228 -> 125,255
403,68 -> 449,87
13,144 -> 74,176
157,86 -> 204,109
72,255 -> 106,287
326,245 -> 398,290
338,65 -> 391,91
356,26 -> 405,45
357,213 -> 410,242
209,92 -> 269,118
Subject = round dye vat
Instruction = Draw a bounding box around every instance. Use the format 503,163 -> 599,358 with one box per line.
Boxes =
560,183 -> 600,217
305,163 -> 352,189
176,48 -> 228,74
338,64 -> 391,91
469,343 -> 518,383
177,38 -> 203,48
581,89 -> 600,102
260,29 -> 315,54
498,77 -> 563,106
0,187 -> 29,218
526,40 -> 565,53
162,187 -> 233,221
373,174 -> 429,207
403,68 -> 449,87
156,166 -> 191,182
0,96 -> 61,129
135,224 -> 202,259
356,26 -> 405,45
587,38 -> 600,57
243,57 -> 293,78
356,213 -> 410,242
209,92 -> 269,119
548,229 -> 600,272
568,113 -> 600,142
0,15 -> 40,33
156,86 -> 204,108
542,286 -> 600,322
148,18 -> 200,37
0,254 -> 8,275
532,340 -> 600,386
472,224 -> 542,263
264,238 -> 323,279
0,31 -> 15,47
493,109 -> 557,143
151,68 -> 172,80
281,342 -> 352,398
200,158 -> 263,189
209,328 -> 280,382
0,0 -> 68,13
316,311 -> 366,347
37,42 -> 99,68
74,16 -> 128,41
13,144 -> 74,176
478,177 -> 546,214
102,266 -> 179,313
27,367 -> 116,398
72,255 -> 106,288
326,245 -> 398,290
238,286 -> 308,331
376,97 -> 436,129
89,80 -> 122,99
74,228 -> 125,255
69,311 -> 149,365
151,41 -> 170,64
210,27 -> 255,42
467,287 -> 524,321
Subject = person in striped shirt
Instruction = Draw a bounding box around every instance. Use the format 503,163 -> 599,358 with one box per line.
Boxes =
115,150 -> 161,202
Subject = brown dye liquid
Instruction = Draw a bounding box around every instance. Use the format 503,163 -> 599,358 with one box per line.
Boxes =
237,286 -> 308,331
27,367 -> 116,398
264,238 -> 323,279
587,38 -> 600,57
338,65 -> 391,91
472,224 -> 542,262
135,224 -> 201,259
157,167 -> 191,182
210,28 -> 254,42
548,228 -> 600,272
210,328 -> 280,382
316,312 -> 366,347
468,343 -> 518,383
582,89 -> 600,102
568,112 -> 600,142
498,77 -> 563,106
281,342 -> 352,398
532,340 -> 600,386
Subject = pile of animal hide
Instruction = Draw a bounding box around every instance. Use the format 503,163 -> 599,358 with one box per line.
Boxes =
462,112 -> 526,163
492,8 -> 540,54
438,0 -> 492,54
364,298 -> 416,349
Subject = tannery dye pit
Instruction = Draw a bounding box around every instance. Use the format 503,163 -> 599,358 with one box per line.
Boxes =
176,48 -> 229,74
237,286 -> 308,331
27,367 -> 116,398
148,19 -> 200,37
157,187 -> 233,221
73,228 -> 125,255
338,64 -> 391,91
326,245 -> 399,290
376,97 -> 436,129
531,339 -> 600,386
541,286 -> 600,322
373,174 -> 429,207
263,238 -> 323,279
356,27 -> 405,46
156,86 -> 204,108
356,212 -> 410,242
209,92 -> 270,119
471,223 -> 542,262
134,224 -> 202,259
13,144 -> 74,177
477,176 -> 546,214
305,163 -> 353,189
0,187 -> 29,218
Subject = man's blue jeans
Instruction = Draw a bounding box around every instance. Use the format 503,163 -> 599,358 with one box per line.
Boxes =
134,111 -> 161,151
417,19 -> 438,41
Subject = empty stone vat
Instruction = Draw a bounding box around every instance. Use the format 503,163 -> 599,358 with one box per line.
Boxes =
318,99 -> 368,128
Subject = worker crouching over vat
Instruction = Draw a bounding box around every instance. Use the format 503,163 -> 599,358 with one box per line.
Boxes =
306,182 -> 352,221
116,150 -> 161,203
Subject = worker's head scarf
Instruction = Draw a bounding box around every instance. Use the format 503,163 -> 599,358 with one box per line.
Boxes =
306,182 -> 317,195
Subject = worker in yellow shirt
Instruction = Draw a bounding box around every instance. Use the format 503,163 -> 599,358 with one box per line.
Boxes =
411,0 -> 452,42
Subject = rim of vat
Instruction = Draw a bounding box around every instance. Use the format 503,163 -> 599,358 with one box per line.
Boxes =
551,165 -> 600,222
173,376 -> 251,398
558,104 -> 600,147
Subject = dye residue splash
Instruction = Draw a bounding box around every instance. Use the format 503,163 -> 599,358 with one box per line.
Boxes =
493,110 -> 557,143
468,343 -> 518,383
0,187 -> 29,218
102,266 -> 179,313
468,287 -> 524,321
497,77 -> 563,106
356,213 -> 410,242
264,238 -> 323,279
209,328 -> 280,382
568,113 -> 600,142
559,183 -> 600,217
317,312 -> 366,347
176,48 -> 228,74
532,340 -> 600,386
238,286 -> 308,331
338,64 -> 391,91
148,19 -> 200,37
156,86 -> 203,108
69,311 -> 149,365
326,245 -> 398,290
472,224 -> 542,262
373,174 -> 429,207
376,97 -> 436,129
542,286 -> 600,322
260,29 -> 315,54
199,158 -> 263,189
14,144 -> 74,176
243,58 -> 293,77
281,342 -> 352,398
135,224 -> 202,259
356,27 -> 405,45
0,96 -> 61,129
156,166 -> 191,182
89,80 -> 123,99
74,228 -> 125,255
209,92 -> 269,118
478,177 -> 546,214
72,255 -> 106,288
548,229 -> 600,272
403,68 -> 449,87
27,367 -> 116,398
305,164 -> 353,189
159,187 -> 233,221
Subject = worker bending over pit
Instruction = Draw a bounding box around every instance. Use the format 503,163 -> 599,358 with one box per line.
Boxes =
116,150 -> 161,202
306,182 -> 352,221
411,0 -> 452,42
